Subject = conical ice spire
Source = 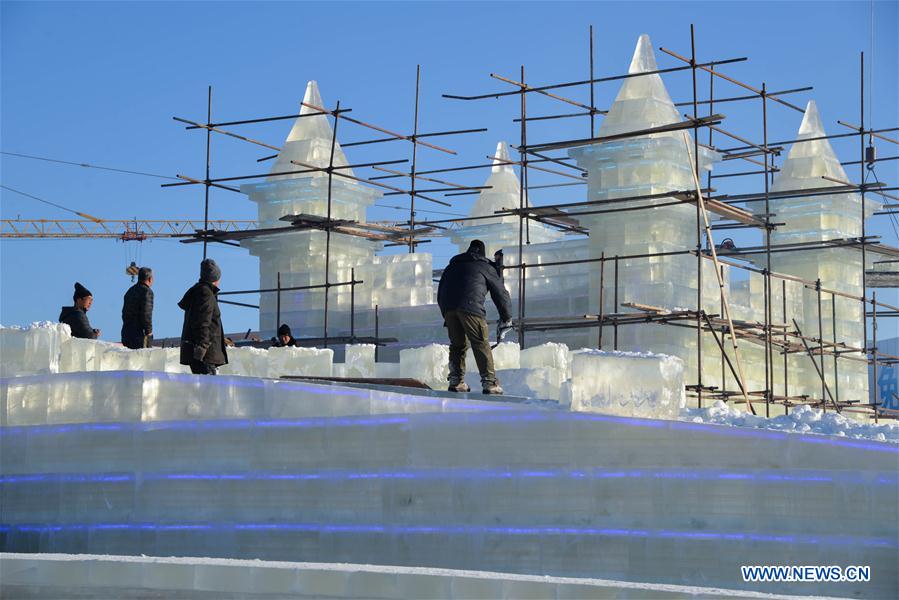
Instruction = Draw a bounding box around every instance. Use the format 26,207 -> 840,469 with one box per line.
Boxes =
597,34 -> 681,137
468,141 -> 521,220
491,142 -> 513,173
269,80 -> 351,180
772,100 -> 850,191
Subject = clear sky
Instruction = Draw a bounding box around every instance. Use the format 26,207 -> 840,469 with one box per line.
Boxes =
2,1 -> 897,340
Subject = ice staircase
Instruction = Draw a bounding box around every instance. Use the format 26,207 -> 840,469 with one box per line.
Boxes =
2,371 -> 897,598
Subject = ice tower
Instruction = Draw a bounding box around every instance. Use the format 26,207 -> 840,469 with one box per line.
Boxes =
765,100 -> 880,400
451,142 -> 563,256
240,81 -> 433,337
568,34 -> 721,381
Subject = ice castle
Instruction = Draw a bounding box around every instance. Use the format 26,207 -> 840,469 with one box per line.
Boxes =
238,34 -> 876,405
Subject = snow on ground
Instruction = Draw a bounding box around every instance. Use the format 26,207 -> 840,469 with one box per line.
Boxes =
682,400 -> 899,444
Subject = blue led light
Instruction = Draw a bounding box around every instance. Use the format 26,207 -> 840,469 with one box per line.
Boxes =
1,520 -> 894,549
1,467 -> 893,487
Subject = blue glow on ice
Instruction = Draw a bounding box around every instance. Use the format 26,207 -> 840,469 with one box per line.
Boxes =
1,521 -> 894,549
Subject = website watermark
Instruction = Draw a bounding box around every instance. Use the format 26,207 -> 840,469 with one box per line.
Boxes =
741,565 -> 870,583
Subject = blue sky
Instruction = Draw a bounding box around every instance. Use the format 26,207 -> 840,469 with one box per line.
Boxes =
2,1 -> 897,340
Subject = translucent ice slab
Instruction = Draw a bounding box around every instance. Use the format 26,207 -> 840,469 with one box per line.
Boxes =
345,344 -> 376,378
400,344 -> 449,389
0,322 -> 70,377
569,350 -> 685,419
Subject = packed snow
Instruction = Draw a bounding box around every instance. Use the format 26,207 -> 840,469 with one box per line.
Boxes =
683,400 -> 898,444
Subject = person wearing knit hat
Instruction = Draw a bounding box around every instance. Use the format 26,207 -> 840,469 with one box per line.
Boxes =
178,259 -> 227,374
272,323 -> 297,348
59,282 -> 100,339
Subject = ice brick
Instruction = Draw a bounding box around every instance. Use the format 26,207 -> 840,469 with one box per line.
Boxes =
267,346 -> 333,378
400,344 -> 449,389
59,337 -> 102,373
465,342 -> 519,373
345,344 -> 376,378
0,322 -> 70,377
520,342 -> 569,374
502,367 -> 564,401
569,350 -> 685,418
218,346 -> 269,378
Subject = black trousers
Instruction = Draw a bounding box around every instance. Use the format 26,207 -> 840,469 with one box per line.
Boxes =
189,360 -> 218,375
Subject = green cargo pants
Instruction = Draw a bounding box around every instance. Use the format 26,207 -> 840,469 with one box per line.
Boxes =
444,309 -> 496,386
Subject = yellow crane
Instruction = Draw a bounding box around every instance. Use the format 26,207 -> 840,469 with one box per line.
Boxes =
1,218 -> 257,240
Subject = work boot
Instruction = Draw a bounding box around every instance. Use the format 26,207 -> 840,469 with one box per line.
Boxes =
481,382 -> 504,395
448,381 -> 470,393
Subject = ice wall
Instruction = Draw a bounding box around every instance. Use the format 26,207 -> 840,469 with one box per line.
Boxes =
568,34 -> 722,388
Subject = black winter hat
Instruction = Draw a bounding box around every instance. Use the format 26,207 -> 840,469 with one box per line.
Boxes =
277,324 -> 292,337
200,258 -> 222,283
467,239 -> 486,256
73,282 -> 92,301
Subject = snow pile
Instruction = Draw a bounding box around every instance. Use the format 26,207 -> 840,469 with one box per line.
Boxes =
683,401 -> 899,444
569,349 -> 686,419
0,322 -> 71,377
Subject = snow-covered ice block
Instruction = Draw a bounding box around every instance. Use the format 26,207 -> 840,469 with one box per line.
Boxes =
465,367 -> 564,400
218,347 -> 268,378
0,322 -> 70,377
98,344 -> 146,371
520,342 -> 569,374
375,362 -> 401,379
332,363 -> 347,378
465,342 -> 519,373
400,344 -> 448,389
59,337 -> 102,372
345,344 -> 376,378
267,346 -> 333,378
569,350 -> 685,419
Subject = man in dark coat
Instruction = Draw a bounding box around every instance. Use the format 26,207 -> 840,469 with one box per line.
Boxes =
59,282 -> 100,339
121,266 -> 155,349
272,323 -> 297,347
178,259 -> 228,375
437,239 -> 513,394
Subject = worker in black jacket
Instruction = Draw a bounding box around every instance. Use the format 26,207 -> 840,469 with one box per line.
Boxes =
121,267 -> 154,349
437,239 -> 513,394
272,323 -> 298,347
178,259 -> 228,375
59,282 -> 101,339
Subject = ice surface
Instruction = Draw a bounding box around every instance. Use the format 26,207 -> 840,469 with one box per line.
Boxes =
464,367 -> 564,401
569,350 -> 685,418
520,342 -> 569,374
0,322 -> 70,377
400,344 -> 449,389
465,342 -> 519,373
267,346 -> 333,378
344,344 -> 376,378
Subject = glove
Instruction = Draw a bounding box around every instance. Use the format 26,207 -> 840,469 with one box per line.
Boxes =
192,344 -> 208,361
498,320 -> 513,331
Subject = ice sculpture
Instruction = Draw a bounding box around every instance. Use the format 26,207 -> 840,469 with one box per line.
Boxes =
763,100 -> 880,400
451,142 -> 563,257
239,81 -> 433,337
568,34 -> 722,383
